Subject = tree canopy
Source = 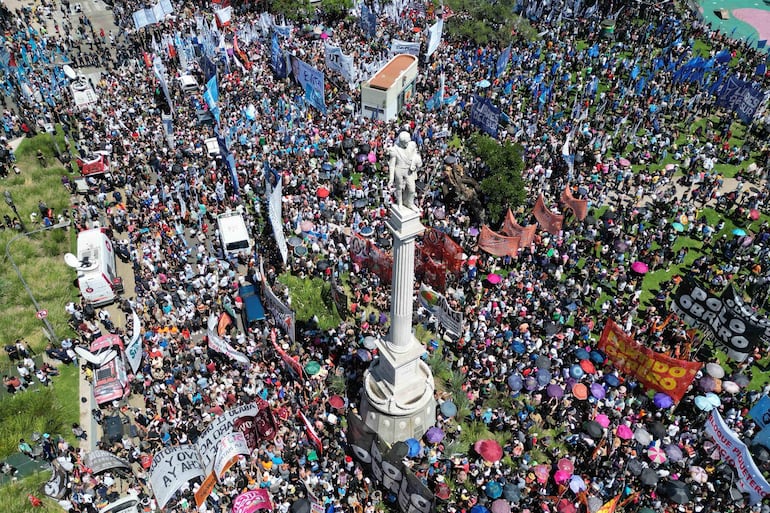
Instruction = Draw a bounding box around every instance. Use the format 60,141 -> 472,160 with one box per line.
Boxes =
468,134 -> 526,225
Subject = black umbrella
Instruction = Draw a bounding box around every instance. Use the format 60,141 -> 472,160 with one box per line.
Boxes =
291,499 -> 311,513
602,210 -> 617,220
544,321 -> 560,336
659,480 -> 692,504
342,138 -> 355,151
359,143 -> 371,154
388,441 -> 409,462
640,468 -> 659,486
502,483 -> 521,503
626,458 -> 643,476
649,421 -> 666,439
535,355 -> 551,370
582,420 -> 603,439
751,444 -> 770,463
585,215 -> 597,225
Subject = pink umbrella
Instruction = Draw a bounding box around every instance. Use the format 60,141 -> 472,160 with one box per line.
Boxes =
367,152 -> 376,163
320,32 -> 329,39
491,499 -> 511,513
554,469 -> 571,485
301,220 -> 315,232
750,209 -> 760,221
665,163 -> 676,171
534,464 -> 550,484
631,261 -> 649,274
486,273 -> 502,284
557,458 -> 575,474
595,414 -> 610,428
616,424 -> 633,440
618,158 -> 631,167
474,439 -> 503,462
648,446 -> 667,464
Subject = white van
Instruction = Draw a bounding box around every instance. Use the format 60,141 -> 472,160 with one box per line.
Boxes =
217,212 -> 252,257
178,74 -> 200,95
70,228 -> 124,306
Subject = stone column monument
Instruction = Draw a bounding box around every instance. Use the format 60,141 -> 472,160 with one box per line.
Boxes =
359,132 -> 436,444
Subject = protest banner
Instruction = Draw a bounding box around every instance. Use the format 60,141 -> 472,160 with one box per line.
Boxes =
469,95 -> 501,138
705,410 -> 770,504
501,209 -> 537,247
390,39 -> 421,56
207,314 -> 250,366
415,248 -> 447,292
324,43 -> 355,83
422,228 -> 464,273
149,445 -> 206,509
291,57 -> 326,113
213,432 -> 250,478
598,319 -> 701,402
262,279 -> 296,343
232,489 -> 273,513
418,284 -> 463,336
533,194 -> 564,235
560,185 -> 588,221
478,225 -> 521,258
749,395 -> 770,430
349,232 -> 393,284
125,309 -> 143,374
721,284 -> 770,340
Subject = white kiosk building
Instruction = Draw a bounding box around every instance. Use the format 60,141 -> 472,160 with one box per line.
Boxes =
360,54 -> 419,122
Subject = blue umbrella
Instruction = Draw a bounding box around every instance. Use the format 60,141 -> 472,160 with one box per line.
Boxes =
590,350 -> 605,364
502,483 -> 521,502
405,438 -> 422,457
470,505 -> 490,513
574,348 -> 590,360
476,79 -> 491,88
536,369 -> 552,386
604,374 -> 620,387
569,364 -> 585,379
653,392 -> 674,409
733,228 -> 747,236
440,401 -> 457,418
511,341 -> 526,354
716,49 -> 732,63
524,376 -> 538,391
507,374 -> 523,391
486,481 -> 503,499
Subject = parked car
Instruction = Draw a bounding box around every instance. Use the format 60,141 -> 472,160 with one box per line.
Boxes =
90,334 -> 130,406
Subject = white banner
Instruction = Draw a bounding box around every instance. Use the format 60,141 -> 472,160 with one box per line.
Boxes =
213,432 -> 251,478
324,43 -> 355,83
426,19 -> 443,58
125,309 -> 143,375
705,410 -> 770,504
267,180 -> 288,264
206,315 -> 250,366
418,284 -> 463,336
149,445 -> 206,509
132,0 -> 173,30
390,39 -> 421,56
196,402 -> 259,474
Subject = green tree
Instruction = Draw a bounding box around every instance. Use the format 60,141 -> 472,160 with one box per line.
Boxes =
270,0 -> 353,23
468,134 -> 526,225
443,0 -> 539,45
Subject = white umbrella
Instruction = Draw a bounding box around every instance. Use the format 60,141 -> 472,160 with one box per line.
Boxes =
722,381 -> 740,394
689,466 -> 708,484
705,362 -> 725,378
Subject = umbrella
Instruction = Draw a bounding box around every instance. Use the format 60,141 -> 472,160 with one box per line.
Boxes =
582,420 -> 603,439
291,499 -> 311,513
659,480 -> 692,504
425,427 -> 444,444
356,348 -> 372,361
751,444 -> 770,463
502,483 -> 520,502
672,222 -> 685,232
665,444 -> 684,462
648,446 -> 667,464
294,246 -> 308,257
589,350 -> 605,364
634,428 -> 653,445
534,464 -> 550,483
587,497 -> 604,513
507,374 -> 523,391
618,158 -> 631,167
304,361 -> 321,375
640,468 -> 659,486
694,396 -> 715,411
689,466 -> 708,484
316,260 -> 330,272
631,261 -> 649,274
476,79 -> 491,88
316,187 -> 330,198
535,355 -> 552,369
733,374 -> 750,387
558,458 -> 575,474
569,475 -> 586,493
524,376 -> 538,391
405,438 -> 421,457
536,369 -> 552,386
705,362 -> 725,378
616,424 -> 633,440
627,458 -> 643,476
750,209 -> 761,221
604,374 -> 620,387
435,482 -> 451,501
569,364 -> 585,379
557,499 -> 577,513
362,336 -> 377,349
649,422 -> 666,439
300,220 -> 315,232
486,273 -> 502,284
490,499 -> 511,513
328,395 -> 345,410
440,401 -> 457,418
485,481 -> 503,499
470,506 -> 490,513
573,383 -> 588,400
590,383 -> 607,400
475,439 -> 504,462
547,384 -> 564,399
511,341 -> 526,354
545,321 -> 560,336
721,380 -> 739,394
613,239 -> 629,252
732,228 -> 747,236
468,226 -> 480,237
653,392 -> 674,409
699,375 -> 717,392
595,413 -> 610,428
288,236 -> 304,247
574,348 -> 590,360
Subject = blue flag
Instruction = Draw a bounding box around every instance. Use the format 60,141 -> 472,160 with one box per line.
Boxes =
496,44 -> 511,78
759,40 -> 767,49
751,396 -> 770,429
271,33 -> 288,79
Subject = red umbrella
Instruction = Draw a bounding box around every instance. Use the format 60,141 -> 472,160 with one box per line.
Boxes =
316,187 -> 330,198
580,359 -> 596,374
557,499 -> 577,513
474,439 -> 504,462
328,395 -> 345,410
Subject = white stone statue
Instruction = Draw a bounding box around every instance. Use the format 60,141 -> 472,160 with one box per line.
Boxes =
388,131 -> 423,211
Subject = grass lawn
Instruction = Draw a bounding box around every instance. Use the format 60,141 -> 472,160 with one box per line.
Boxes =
4,472 -> 64,513
277,273 -> 341,331
0,131 -> 79,368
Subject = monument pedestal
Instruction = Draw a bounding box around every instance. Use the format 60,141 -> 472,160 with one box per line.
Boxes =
360,205 -> 436,444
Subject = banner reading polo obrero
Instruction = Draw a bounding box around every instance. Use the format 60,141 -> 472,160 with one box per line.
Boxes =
721,284 -> 770,341
598,319 -> 701,402
291,57 -> 326,114
705,409 -> 770,504
532,194 -> 564,235
324,43 -> 355,83
418,284 -> 463,336
478,225 -> 520,258
560,185 -> 588,221
232,489 -> 273,513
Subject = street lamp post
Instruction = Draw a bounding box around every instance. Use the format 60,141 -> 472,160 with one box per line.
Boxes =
5,221 -> 71,345
4,190 -> 27,232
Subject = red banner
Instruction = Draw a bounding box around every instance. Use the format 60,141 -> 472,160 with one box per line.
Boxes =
349,232 -> 393,284
501,209 -> 537,247
478,225 -> 520,258
298,411 -> 324,455
533,194 -> 564,235
271,329 -> 304,380
233,35 -> 251,70
598,319 -> 702,402
422,228 -> 464,273
415,248 -> 447,291
560,185 -> 588,221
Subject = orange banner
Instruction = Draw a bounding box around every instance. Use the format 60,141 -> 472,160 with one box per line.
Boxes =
501,209 -> 537,247
422,228 -> 464,273
195,472 -> 217,509
560,185 -> 588,221
478,225 -> 520,258
533,195 -> 564,235
598,319 -> 702,402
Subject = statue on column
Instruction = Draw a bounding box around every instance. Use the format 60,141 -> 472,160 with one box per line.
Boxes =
388,131 -> 423,211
